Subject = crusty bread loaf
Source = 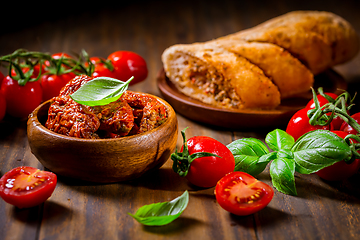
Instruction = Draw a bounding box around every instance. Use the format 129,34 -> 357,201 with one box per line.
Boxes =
161,11 -> 359,110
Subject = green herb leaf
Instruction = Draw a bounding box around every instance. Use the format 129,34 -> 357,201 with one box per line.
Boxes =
265,129 -> 294,151
270,157 -> 297,196
70,76 -> 133,106
227,138 -> 269,175
291,130 -> 352,174
128,191 -> 189,226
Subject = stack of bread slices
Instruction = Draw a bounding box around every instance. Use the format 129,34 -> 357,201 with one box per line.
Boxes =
161,11 -> 359,110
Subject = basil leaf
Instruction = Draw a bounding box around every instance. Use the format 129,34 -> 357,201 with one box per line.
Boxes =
291,130 -> 352,174
265,129 -> 294,151
128,191 -> 189,226
258,152 -> 277,164
270,157 -> 297,196
70,76 -> 133,106
227,138 -> 269,175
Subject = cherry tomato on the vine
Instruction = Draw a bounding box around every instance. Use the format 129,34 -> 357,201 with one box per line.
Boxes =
340,112 -> 360,135
107,51 -> 148,85
215,172 -> 274,216
86,57 -> 117,78
0,166 -> 57,208
315,131 -> 360,181
92,65 -> 117,78
44,52 -> 73,66
0,71 -> 5,86
40,72 -> 76,101
0,92 -> 6,121
11,64 -> 46,79
1,76 -> 43,119
306,92 -> 345,130
305,92 -> 338,109
178,135 -> 235,188
286,108 -> 332,141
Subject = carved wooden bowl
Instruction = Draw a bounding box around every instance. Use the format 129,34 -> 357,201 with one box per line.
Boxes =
27,96 -> 178,183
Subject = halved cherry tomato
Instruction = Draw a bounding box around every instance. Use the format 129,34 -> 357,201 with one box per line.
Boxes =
107,51 -> 148,85
0,92 -> 6,121
1,76 -> 43,119
286,108 -> 332,141
0,166 -> 57,208
306,92 -> 345,130
340,112 -> 360,135
215,172 -> 274,216
40,72 -> 76,101
316,131 -> 360,181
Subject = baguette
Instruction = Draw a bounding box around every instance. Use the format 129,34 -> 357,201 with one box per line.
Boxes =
161,11 -> 359,110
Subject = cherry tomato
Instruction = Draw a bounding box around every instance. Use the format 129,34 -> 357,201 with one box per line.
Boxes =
305,92 -> 338,109
180,136 -> 235,188
340,112 -> 360,135
51,52 -> 72,59
107,51 -> 148,85
40,72 -> 76,101
44,52 -> 73,67
85,57 -> 117,78
0,166 -> 57,208
0,92 -> 6,121
286,108 -> 332,141
0,71 -> 5,86
215,172 -> 274,216
11,64 -> 46,79
316,131 -> 360,181
306,92 -> 344,130
1,76 -> 43,119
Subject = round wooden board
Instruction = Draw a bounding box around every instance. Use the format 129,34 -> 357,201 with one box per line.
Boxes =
157,68 -> 348,129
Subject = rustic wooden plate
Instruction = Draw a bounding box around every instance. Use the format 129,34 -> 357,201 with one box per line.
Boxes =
157,68 -> 347,129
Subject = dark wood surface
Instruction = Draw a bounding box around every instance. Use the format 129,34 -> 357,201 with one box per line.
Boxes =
1,0 -> 360,239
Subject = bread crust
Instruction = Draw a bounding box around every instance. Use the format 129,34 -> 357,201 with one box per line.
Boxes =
225,11 -> 359,74
161,11 -> 359,110
162,43 -> 281,109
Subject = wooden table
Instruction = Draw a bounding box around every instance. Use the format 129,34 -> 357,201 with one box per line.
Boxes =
1,0 -> 360,239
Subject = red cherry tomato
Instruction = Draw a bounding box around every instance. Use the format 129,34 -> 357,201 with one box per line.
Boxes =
11,64 -> 46,79
45,52 -> 73,66
340,112 -> 360,135
0,71 -> 5,86
215,172 -> 274,216
306,92 -> 344,130
305,92 -> 338,109
0,92 -> 6,121
1,76 -> 43,119
84,57 -> 117,78
179,136 -> 235,188
40,72 -> 76,101
0,166 -> 57,208
107,51 -> 148,85
286,108 -> 332,141
92,65 -> 117,78
316,131 -> 360,181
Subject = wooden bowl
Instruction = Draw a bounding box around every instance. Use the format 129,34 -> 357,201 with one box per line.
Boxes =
27,96 -> 178,183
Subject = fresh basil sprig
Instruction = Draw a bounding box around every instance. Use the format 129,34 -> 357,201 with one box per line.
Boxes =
70,76 -> 133,106
227,129 -> 355,196
128,191 -> 189,226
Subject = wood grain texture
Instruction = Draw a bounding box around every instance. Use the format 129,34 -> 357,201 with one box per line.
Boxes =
1,0 -> 360,239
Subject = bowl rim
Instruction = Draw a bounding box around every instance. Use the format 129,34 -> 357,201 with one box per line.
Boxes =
28,92 -> 177,143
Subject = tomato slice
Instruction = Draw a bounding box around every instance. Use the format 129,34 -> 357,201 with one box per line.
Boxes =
0,166 -> 57,208
215,172 -> 274,216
